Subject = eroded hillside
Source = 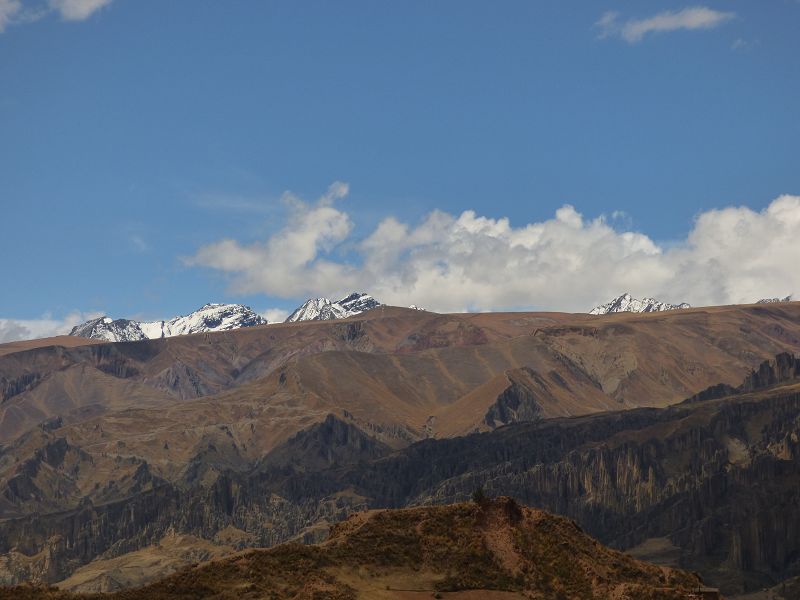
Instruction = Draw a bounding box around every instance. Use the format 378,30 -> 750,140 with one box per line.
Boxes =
0,498 -> 704,600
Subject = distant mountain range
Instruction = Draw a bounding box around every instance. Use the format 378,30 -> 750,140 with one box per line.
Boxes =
69,303 -> 266,342
68,294 -> 384,342
590,292 -> 691,315
285,292 -> 381,322
69,290 -> 794,342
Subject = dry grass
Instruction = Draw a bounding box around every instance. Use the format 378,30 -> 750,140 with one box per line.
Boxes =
0,498 -> 704,600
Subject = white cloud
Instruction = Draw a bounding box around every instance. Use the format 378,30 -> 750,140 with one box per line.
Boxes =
0,310 -> 103,343
261,308 -> 291,324
188,186 -> 800,314
48,0 -> 111,21
596,6 -> 735,43
0,0 -> 21,32
184,182 -> 357,297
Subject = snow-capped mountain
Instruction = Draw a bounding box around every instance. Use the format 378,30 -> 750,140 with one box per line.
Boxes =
69,304 -> 267,342
589,293 -> 690,315
286,292 -> 381,322
756,295 -> 793,304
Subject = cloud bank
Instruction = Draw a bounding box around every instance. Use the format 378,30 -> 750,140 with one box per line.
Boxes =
596,6 -> 735,43
188,186 -> 800,314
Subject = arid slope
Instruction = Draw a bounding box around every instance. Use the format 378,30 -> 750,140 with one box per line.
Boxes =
0,498 -> 704,600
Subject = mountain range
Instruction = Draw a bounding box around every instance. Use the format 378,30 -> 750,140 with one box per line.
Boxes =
3,302 -> 800,595
68,293 -> 383,342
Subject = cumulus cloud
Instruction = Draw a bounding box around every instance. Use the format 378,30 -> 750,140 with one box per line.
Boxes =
188,186 -> 800,314
0,310 -> 103,343
184,182 -> 357,297
596,6 -> 735,43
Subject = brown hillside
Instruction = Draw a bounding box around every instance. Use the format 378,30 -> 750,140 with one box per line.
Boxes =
0,498 -> 707,600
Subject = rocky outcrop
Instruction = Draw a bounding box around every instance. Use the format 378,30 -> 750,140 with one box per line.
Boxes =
0,373 -> 42,404
484,380 -> 541,427
686,352 -> 800,403
257,414 -> 392,472
741,352 -> 800,391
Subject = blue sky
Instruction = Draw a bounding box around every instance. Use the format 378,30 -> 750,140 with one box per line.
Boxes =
1,1 -> 799,338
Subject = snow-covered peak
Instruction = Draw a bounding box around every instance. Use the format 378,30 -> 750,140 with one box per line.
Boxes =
589,293 -> 690,315
286,292 -> 381,322
70,304 -> 267,342
285,298 -> 348,322
756,295 -> 793,304
70,318 -> 148,342
338,292 -> 380,314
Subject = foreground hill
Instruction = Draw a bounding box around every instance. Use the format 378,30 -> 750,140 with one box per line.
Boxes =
0,498 -> 705,600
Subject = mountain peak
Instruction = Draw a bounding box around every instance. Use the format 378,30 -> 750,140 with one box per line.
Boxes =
70,304 -> 267,342
590,293 -> 690,315
286,292 -> 381,322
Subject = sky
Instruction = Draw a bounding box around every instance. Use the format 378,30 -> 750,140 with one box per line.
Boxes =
1,1 -> 799,341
